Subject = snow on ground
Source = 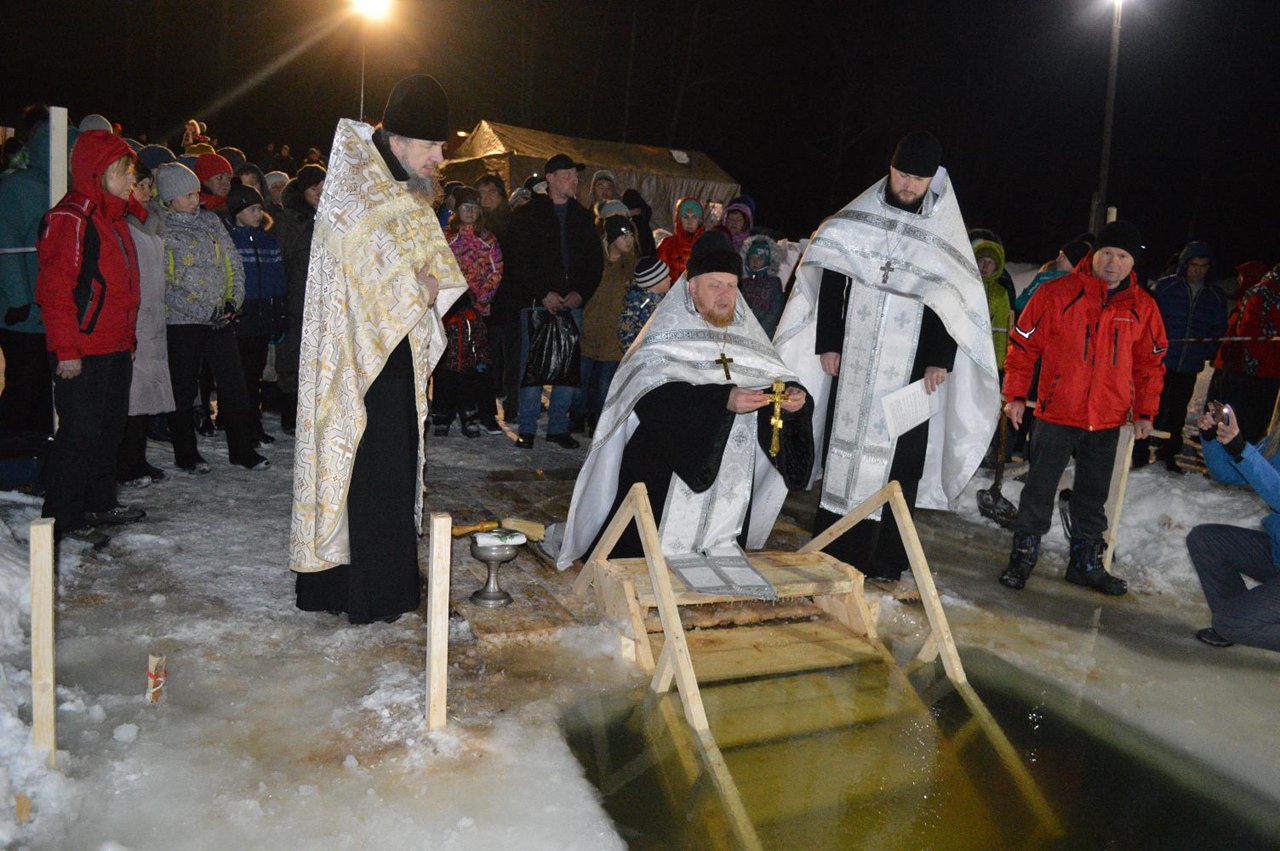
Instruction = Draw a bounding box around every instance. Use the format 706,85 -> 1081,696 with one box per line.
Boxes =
0,428 -> 631,849
953,453 -> 1269,600
2,409 -> 1279,847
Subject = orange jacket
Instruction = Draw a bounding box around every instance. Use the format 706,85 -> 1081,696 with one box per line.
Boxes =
1004,256 -> 1167,430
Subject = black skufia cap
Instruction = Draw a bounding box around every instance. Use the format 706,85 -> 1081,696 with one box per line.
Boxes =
891,131 -> 942,177
381,74 -> 450,142
686,230 -> 742,280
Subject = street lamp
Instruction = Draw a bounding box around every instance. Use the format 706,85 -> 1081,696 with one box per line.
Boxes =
353,0 -> 391,121
1091,0 -> 1124,234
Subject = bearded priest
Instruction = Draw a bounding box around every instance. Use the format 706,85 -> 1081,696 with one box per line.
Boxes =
755,131 -> 999,597
554,231 -> 814,600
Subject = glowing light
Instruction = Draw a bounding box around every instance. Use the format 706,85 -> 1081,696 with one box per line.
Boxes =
353,0 -> 391,20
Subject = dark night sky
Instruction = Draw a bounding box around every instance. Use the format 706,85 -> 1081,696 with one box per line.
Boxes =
5,0 -> 1277,275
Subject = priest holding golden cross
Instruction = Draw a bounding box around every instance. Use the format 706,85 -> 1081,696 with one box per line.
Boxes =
555,230 -> 815,573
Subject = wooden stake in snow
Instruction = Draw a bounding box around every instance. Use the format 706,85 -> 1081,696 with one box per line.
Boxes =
29,518 -> 56,768
146,654 -> 167,703
425,512 -> 452,730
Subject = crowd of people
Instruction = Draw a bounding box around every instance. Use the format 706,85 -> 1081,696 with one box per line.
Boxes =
1,87 -> 1277,650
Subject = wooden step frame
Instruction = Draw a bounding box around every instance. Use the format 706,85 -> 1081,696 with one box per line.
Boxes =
572,482 -> 1060,843
573,480 -> 969,734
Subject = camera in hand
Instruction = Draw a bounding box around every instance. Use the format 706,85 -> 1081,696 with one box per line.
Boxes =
1208,400 -> 1230,425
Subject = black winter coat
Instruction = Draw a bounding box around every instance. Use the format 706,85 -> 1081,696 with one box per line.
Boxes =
270,180 -> 317,324
494,194 -> 603,324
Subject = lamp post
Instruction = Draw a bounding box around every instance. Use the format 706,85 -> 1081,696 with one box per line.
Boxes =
1091,0 -> 1124,234
353,0 -> 391,121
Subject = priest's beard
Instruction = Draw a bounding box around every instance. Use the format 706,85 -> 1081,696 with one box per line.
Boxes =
885,185 -> 925,214
699,305 -> 735,328
406,172 -> 439,205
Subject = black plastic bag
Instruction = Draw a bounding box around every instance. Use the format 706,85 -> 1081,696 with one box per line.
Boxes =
521,308 -> 581,387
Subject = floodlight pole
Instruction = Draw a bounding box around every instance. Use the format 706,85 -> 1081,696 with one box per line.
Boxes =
1091,0 -> 1123,235
359,20 -> 367,122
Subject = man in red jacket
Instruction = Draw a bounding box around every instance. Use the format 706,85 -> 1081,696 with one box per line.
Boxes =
1000,221 -> 1167,595
35,130 -> 145,548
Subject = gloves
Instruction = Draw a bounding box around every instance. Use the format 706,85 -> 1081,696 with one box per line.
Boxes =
4,304 -> 32,326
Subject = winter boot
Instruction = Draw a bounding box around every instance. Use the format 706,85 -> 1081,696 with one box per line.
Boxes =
432,414 -> 452,437
1065,538 -> 1127,595
197,409 -> 217,436
999,532 -> 1041,590
459,407 -> 482,439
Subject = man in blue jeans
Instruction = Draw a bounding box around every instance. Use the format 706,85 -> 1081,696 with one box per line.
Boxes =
503,153 -> 603,448
1187,404 -> 1280,651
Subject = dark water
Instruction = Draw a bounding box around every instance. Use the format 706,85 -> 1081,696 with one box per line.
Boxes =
561,652 -> 1278,850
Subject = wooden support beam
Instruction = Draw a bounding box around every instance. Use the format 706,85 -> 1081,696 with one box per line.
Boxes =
693,729 -> 765,851
885,483 -> 969,686
29,518 -> 56,768
954,681 -> 1063,837
573,485 -> 640,598
631,485 -> 710,733
425,512 -> 452,731
1102,424 -> 1135,573
799,481 -> 898,554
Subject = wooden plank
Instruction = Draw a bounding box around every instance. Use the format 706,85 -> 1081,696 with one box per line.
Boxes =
694,729 -> 765,851
425,513 -> 451,730
632,485 -> 711,733
1102,423 -> 1135,573
621,578 -> 655,672
572,484 -> 639,598
640,599 -> 825,634
29,518 -> 56,768
953,681 -> 1063,837
799,481 -> 898,554
649,621 -> 882,683
712,712 -> 945,826
812,561 -> 877,640
459,578 -> 578,645
702,667 -> 909,749
887,484 -> 968,686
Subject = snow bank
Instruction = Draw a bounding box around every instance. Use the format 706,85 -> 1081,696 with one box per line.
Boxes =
955,460 -> 1267,596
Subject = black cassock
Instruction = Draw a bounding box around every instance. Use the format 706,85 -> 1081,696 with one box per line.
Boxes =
597,380 -> 814,559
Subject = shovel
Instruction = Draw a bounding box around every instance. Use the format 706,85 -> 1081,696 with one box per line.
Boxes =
978,416 -> 1019,527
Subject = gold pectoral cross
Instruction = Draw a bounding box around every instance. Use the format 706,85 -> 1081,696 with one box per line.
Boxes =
764,380 -> 788,458
716,352 -> 734,379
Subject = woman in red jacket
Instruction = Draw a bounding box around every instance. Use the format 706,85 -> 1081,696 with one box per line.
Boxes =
35,130 -> 145,548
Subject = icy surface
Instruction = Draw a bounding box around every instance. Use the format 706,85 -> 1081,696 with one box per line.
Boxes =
1,403 -> 1279,846
0,427 -> 629,849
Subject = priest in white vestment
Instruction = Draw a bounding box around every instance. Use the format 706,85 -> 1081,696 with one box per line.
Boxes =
753,132 -> 999,590
290,75 -> 467,624
555,231 -> 814,599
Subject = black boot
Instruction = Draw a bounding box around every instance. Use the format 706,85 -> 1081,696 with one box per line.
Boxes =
223,409 -> 270,471
196,408 -> 217,436
432,414 -> 452,437
1000,532 -> 1041,590
459,407 -> 481,439
1065,538 -> 1127,595
1131,437 -> 1150,469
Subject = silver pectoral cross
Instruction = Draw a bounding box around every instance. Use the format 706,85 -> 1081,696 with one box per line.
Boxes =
880,260 -> 894,284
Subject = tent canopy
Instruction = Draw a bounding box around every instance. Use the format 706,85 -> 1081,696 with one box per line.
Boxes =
441,120 -> 739,232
